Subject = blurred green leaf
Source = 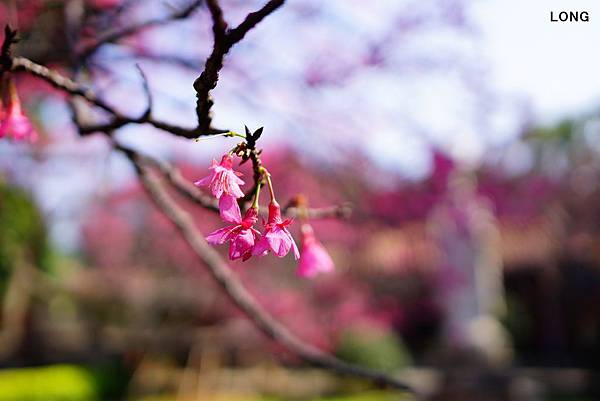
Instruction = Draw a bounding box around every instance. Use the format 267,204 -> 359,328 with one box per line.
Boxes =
0,181 -> 53,292
0,365 -> 98,401
335,327 -> 411,372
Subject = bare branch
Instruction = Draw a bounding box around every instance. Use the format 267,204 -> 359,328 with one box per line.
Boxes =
286,203 -> 352,220
135,64 -> 153,119
227,0 -> 285,45
11,56 -> 118,115
193,0 -> 285,134
206,0 -> 227,40
11,56 -> 227,138
192,42 -> 226,133
0,25 -> 18,73
134,151 -> 219,212
116,143 -> 414,394
78,0 -> 203,61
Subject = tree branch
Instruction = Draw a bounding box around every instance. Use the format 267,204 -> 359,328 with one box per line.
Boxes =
227,0 -> 285,44
193,0 -> 285,133
206,0 -> 227,40
11,56 -> 118,115
78,0 -> 203,62
10,56 -> 226,138
116,143 -> 414,394
134,151 -> 220,212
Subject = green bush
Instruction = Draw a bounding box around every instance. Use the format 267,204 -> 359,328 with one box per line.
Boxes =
335,327 -> 411,372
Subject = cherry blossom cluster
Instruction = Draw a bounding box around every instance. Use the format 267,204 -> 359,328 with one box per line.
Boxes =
0,79 -> 37,142
195,152 -> 334,278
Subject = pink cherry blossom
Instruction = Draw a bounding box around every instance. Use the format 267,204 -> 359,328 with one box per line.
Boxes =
206,201 -> 261,261
195,154 -> 244,199
0,94 -> 38,142
218,194 -> 242,223
297,223 -> 335,278
253,200 -> 299,259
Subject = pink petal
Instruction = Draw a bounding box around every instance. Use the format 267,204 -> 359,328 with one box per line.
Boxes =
194,173 -> 214,187
266,226 -> 292,257
219,195 -> 242,223
252,236 -> 270,256
206,225 -> 238,245
228,229 -> 255,260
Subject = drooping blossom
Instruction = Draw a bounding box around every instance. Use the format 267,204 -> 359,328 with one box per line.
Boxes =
253,200 -> 299,259
206,198 -> 261,261
195,154 -> 244,199
0,86 -> 38,142
297,223 -> 334,278
217,194 -> 240,223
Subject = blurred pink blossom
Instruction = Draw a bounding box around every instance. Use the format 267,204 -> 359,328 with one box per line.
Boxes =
297,223 -> 334,278
0,88 -> 38,143
88,0 -> 121,9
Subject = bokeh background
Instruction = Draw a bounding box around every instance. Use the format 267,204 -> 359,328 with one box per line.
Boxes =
0,0 -> 600,400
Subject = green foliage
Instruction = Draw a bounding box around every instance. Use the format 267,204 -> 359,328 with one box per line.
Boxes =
527,119 -> 575,144
0,363 -> 129,401
335,327 -> 411,372
501,295 -> 533,349
0,365 -> 98,401
0,181 -> 52,291
135,391 -> 411,401
314,391 -> 411,401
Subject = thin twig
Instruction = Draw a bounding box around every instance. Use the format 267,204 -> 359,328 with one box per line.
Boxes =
227,0 -> 285,44
135,63 -> 153,119
78,0 -> 203,62
11,56 -> 118,114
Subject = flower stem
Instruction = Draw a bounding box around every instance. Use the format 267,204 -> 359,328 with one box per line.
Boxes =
194,130 -> 246,143
251,179 -> 262,209
227,130 -> 248,139
259,167 -> 276,201
7,79 -> 21,113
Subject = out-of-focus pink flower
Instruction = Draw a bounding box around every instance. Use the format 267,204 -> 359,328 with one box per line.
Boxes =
206,201 -> 260,261
297,223 -> 335,278
253,201 -> 299,259
195,154 -> 244,199
0,91 -> 38,142
88,0 -> 122,9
